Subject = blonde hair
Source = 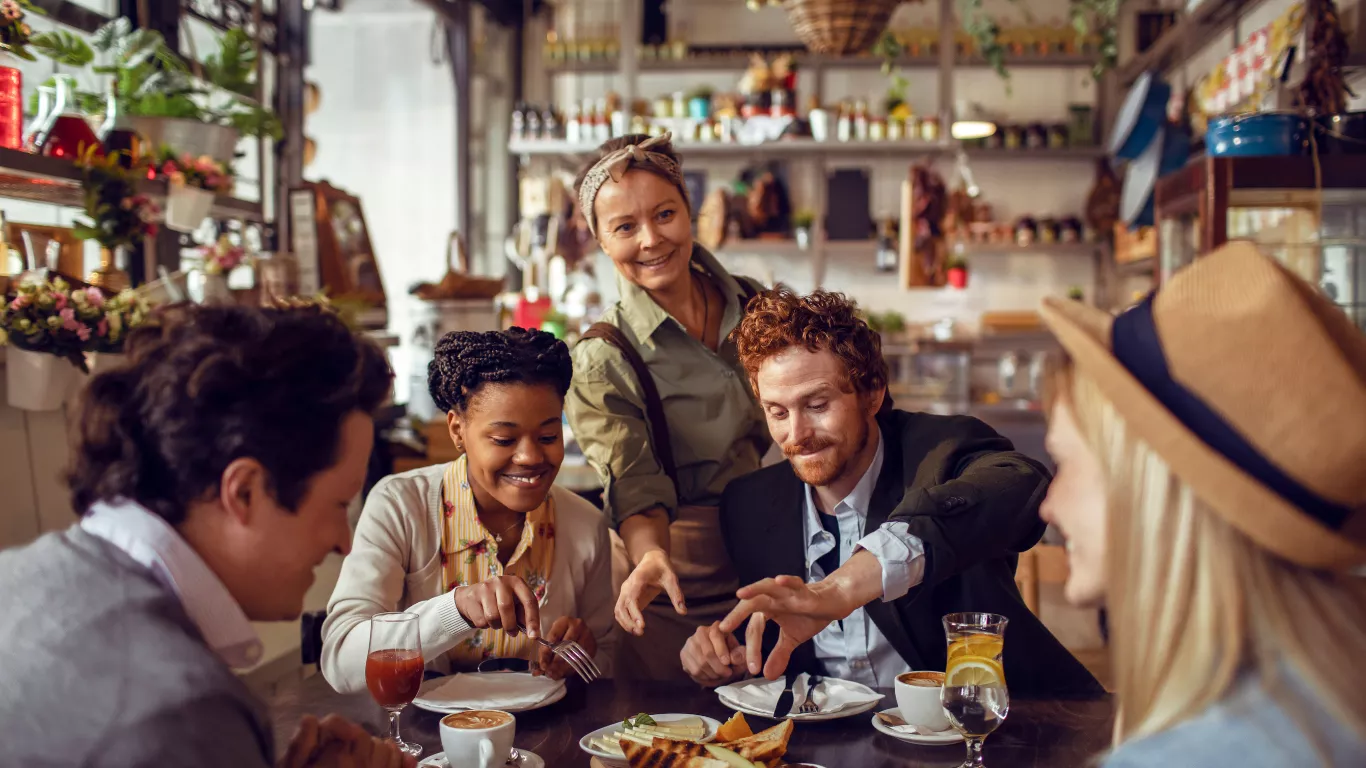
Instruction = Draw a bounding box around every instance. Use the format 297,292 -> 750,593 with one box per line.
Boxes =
1055,363 -> 1366,750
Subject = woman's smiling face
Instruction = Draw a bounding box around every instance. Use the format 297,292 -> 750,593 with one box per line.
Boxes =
593,169 -> 694,292
448,381 -> 565,514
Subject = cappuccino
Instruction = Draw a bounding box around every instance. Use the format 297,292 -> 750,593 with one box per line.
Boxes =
897,671 -> 946,688
442,710 -> 513,730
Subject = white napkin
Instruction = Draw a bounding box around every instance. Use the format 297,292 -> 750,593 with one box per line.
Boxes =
717,675 -> 881,716
416,672 -> 564,710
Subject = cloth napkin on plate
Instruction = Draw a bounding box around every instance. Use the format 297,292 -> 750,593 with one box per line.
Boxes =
417,672 -> 563,710
717,675 -> 881,716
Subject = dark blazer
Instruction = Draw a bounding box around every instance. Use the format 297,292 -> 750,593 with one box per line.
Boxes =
719,409 -> 1104,698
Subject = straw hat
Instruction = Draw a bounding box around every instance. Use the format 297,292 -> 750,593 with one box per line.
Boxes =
1040,241 -> 1366,570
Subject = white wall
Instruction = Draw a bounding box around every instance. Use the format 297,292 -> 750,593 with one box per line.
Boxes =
308,0 -> 460,404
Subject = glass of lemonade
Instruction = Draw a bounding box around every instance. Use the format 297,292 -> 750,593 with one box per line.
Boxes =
941,612 -> 1009,767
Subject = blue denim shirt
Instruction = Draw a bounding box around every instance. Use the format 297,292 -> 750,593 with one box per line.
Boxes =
1104,667 -> 1366,768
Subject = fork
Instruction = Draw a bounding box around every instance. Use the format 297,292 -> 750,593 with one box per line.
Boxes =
517,622 -> 602,683
798,675 -> 823,714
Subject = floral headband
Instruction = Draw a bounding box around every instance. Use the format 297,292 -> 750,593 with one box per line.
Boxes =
577,132 -> 686,237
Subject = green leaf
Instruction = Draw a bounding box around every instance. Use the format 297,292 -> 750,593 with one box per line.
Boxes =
91,17 -> 132,55
30,30 -> 94,67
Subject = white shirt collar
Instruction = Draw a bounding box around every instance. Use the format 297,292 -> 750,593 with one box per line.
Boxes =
803,429 -> 885,543
81,499 -> 263,669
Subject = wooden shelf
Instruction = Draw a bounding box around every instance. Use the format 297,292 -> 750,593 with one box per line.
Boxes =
959,242 -> 1102,256
548,52 -> 1102,75
511,138 -> 1105,162
0,147 -> 264,221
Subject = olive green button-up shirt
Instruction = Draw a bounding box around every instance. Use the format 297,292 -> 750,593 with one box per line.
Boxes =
566,246 -> 772,527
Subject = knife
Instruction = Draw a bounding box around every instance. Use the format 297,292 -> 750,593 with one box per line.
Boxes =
772,670 -> 800,718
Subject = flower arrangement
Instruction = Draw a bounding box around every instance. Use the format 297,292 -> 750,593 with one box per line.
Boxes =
196,235 -> 249,276
74,147 -> 160,248
0,277 -> 152,371
151,147 -> 234,194
0,1 -> 38,61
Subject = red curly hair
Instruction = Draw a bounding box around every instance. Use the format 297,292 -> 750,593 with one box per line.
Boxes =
732,289 -> 888,399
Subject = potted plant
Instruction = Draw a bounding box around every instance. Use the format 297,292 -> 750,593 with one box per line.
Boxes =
34,20 -> 282,163
946,255 -> 970,289
74,146 -> 160,292
84,284 -> 152,374
792,209 -> 816,250
192,235 -> 249,304
687,85 -> 714,120
0,277 -> 149,409
152,147 -> 234,232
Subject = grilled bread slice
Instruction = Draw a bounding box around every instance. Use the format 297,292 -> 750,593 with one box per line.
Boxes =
622,739 -> 725,768
719,718 -> 794,763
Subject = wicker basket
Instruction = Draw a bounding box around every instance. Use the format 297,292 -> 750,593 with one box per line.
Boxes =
784,0 -> 903,56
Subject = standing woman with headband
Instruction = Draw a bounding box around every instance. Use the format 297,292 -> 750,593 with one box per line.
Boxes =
566,133 -> 772,680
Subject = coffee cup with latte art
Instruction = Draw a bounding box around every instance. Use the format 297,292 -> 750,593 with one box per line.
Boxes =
439,709 -> 515,767
894,671 -> 951,731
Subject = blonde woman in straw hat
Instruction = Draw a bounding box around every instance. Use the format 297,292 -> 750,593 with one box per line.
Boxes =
565,133 -> 772,679
1037,240 -> 1366,766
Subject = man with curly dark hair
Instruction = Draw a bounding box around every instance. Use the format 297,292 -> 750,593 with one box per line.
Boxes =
678,290 -> 1103,700
0,304 -> 416,767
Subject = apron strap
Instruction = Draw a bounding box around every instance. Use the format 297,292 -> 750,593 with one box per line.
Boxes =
581,322 -> 680,492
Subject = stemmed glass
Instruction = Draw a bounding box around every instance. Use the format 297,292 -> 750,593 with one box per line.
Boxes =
941,612 -> 1010,767
366,612 -> 425,757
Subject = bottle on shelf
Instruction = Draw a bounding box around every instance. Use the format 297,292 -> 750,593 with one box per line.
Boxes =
511,102 -> 526,142
526,104 -> 542,140
98,79 -> 139,167
37,75 -> 102,160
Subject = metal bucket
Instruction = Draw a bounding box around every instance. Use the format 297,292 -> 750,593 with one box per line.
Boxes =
127,117 -> 240,162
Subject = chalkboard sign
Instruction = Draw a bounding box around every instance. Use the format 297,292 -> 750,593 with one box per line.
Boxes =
825,168 -> 873,241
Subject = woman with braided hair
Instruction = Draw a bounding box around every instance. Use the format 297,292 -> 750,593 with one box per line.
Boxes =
565,133 -> 771,680
321,328 -> 615,692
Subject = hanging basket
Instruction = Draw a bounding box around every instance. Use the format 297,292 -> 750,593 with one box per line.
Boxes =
783,0 -> 903,56
5,346 -> 79,411
165,184 -> 215,233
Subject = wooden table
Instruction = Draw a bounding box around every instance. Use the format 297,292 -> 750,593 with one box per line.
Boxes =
270,674 -> 1114,767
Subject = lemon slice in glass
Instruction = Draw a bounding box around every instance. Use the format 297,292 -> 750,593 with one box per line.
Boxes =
948,633 -> 1004,661
945,656 -> 1005,687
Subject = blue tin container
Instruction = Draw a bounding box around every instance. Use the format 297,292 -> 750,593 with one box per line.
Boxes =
1207,114 -> 1308,157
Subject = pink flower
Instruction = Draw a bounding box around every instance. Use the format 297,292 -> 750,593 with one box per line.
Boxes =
11,294 -> 27,309
1,1 -> 22,22
196,155 -> 216,173
60,307 -> 79,332
161,160 -> 179,175
85,287 -> 104,308
97,318 -> 108,337
53,291 -> 67,310
77,325 -> 90,342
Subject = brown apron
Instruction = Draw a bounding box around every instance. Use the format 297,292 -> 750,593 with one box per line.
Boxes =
582,281 -> 757,682
609,506 -> 738,682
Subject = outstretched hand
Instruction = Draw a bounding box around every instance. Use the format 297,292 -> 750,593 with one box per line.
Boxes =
615,549 -> 686,636
718,575 -> 853,680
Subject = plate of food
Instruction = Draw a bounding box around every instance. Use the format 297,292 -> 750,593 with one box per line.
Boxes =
582,712 -> 794,768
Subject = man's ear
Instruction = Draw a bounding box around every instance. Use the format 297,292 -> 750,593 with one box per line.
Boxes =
219,457 -> 268,525
868,385 -> 889,419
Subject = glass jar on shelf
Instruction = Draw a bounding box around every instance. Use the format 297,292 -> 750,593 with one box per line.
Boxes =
36,75 -> 102,160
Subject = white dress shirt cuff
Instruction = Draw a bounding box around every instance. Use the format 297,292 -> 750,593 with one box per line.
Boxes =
854,522 -> 926,601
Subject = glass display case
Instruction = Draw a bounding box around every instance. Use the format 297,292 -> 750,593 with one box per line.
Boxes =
1155,155 -> 1366,331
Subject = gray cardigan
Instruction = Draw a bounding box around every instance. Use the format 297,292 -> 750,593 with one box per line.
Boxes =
0,526 -> 273,767
1104,668 -> 1366,767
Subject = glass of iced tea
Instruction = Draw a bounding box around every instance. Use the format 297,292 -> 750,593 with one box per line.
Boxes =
367,612 -> 425,757
941,612 -> 1009,767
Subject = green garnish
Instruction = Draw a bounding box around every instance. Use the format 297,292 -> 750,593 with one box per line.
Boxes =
624,713 -> 656,729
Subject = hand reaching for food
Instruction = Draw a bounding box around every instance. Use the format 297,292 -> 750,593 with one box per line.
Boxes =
680,614 -> 766,687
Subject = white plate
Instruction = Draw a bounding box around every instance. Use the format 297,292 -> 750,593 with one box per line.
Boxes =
412,673 -> 567,714
870,708 -> 964,745
418,748 -> 544,767
716,677 -> 884,722
578,713 -> 722,768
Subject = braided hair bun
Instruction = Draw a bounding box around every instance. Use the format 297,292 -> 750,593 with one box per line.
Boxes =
427,327 -> 573,413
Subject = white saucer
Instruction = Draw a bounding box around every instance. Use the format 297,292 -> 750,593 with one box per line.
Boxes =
870,708 -> 964,745
417,748 -> 544,767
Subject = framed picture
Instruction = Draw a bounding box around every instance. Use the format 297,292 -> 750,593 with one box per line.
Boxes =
289,180 -> 386,307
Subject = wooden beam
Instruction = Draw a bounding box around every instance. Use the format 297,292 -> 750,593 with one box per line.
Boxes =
1118,0 -> 1259,86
